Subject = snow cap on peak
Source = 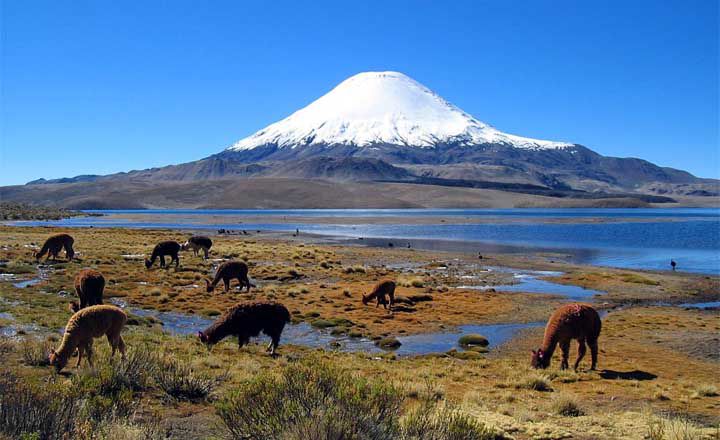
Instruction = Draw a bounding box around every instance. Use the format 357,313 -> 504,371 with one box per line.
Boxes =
229,71 -> 572,151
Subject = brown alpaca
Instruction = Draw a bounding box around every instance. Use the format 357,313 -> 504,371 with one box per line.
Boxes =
49,305 -> 127,372
198,301 -> 291,355
182,236 -> 213,259
362,280 -> 396,310
206,261 -> 254,293
145,241 -> 181,269
531,303 -> 601,371
69,269 -> 105,313
35,233 -> 75,261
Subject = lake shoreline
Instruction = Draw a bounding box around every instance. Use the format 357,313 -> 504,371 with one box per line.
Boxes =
8,208 -> 720,274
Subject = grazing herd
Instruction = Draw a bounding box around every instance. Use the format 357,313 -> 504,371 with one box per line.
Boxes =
31,232 -> 602,373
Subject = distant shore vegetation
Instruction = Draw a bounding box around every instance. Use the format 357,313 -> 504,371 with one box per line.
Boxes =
0,202 -> 95,221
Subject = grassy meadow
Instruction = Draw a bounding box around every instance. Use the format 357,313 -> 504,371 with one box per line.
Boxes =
0,225 -> 718,439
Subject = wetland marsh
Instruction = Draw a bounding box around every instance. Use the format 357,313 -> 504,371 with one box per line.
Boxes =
1,216 -> 718,439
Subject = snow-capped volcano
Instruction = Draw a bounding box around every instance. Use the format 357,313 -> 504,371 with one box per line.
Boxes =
228,71 -> 572,151
12,70 -> 710,208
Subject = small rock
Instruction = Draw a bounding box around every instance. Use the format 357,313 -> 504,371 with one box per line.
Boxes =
458,334 -> 489,348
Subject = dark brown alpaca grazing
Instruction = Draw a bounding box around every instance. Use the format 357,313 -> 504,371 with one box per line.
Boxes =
362,280 -> 396,310
70,269 -> 105,313
531,303 -> 601,371
145,241 -> 181,269
198,301 -> 291,355
35,233 -> 75,262
206,261 -> 254,293
182,236 -> 213,259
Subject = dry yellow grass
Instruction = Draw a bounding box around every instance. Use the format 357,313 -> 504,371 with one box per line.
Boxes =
0,225 -> 718,439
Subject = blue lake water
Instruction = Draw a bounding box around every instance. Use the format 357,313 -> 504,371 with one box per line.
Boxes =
459,267 -> 604,300
109,298 -> 545,355
10,208 -> 720,274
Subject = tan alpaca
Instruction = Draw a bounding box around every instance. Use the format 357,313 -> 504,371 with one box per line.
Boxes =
531,303 -> 601,371
35,233 -> 75,261
362,280 -> 396,310
49,305 -> 127,372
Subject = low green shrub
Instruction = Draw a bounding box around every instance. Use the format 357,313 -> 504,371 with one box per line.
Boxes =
154,356 -> 216,401
20,338 -> 52,367
216,360 -> 403,440
551,393 -> 584,417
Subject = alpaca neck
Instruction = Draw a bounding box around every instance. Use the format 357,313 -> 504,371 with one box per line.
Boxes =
541,333 -> 558,361
204,319 -> 232,344
56,331 -> 79,364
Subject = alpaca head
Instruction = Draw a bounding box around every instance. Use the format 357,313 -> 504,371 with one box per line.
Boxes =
205,279 -> 215,293
144,259 -> 152,269
530,349 -> 549,369
48,348 -> 68,372
181,241 -> 189,251
198,331 -> 210,344
361,293 -> 370,305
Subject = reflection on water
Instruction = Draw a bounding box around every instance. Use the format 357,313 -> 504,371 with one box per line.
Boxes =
395,322 -> 545,355
458,267 -> 603,301
111,298 -> 544,356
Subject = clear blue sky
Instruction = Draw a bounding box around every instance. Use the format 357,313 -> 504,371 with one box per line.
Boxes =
1,0 -> 717,185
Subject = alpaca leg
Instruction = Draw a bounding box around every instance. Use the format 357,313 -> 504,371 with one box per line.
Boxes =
560,340 -> 571,370
117,335 -> 126,360
76,287 -> 85,309
574,339 -> 587,371
174,254 -> 179,268
160,256 -> 166,268
269,332 -> 280,356
76,346 -> 84,367
224,279 -> 230,292
203,248 -> 209,260
243,277 -> 251,292
588,339 -> 599,370
108,334 -> 116,357
85,343 -> 94,368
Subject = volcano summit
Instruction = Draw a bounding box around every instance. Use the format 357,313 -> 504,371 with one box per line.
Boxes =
4,72 -> 716,208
